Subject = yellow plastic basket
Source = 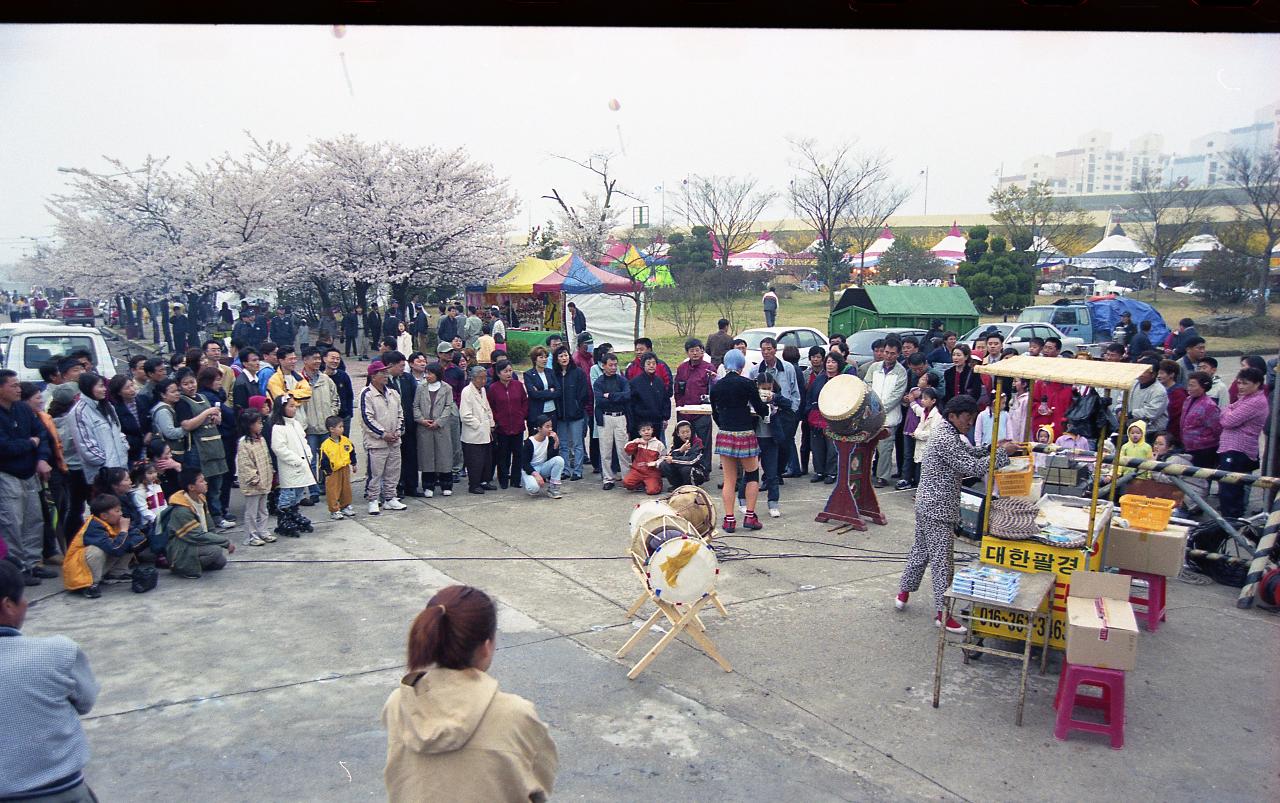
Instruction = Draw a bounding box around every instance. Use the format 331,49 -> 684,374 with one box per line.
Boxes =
1119,494 -> 1175,532
994,464 -> 1035,497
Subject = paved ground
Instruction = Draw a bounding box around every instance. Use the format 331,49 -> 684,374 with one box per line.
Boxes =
23,336 -> 1280,800
22,454 -> 1279,801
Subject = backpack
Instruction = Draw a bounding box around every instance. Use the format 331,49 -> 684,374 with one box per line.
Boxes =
131,564 -> 158,593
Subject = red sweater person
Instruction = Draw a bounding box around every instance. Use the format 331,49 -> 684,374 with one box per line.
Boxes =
623,423 -> 666,495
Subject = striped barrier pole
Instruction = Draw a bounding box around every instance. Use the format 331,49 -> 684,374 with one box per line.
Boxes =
1237,498 -> 1280,610
1026,443 -> 1280,489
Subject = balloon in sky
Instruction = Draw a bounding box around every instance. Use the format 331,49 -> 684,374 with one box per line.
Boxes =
332,25 -> 347,39
608,99 -> 621,112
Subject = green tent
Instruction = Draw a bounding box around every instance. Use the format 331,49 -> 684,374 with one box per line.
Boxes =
827,285 -> 979,337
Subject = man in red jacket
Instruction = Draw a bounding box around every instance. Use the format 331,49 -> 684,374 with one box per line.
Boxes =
1030,337 -> 1073,437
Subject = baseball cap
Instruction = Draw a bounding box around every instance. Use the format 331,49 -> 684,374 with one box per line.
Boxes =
577,331 -> 594,344
367,360 -> 387,375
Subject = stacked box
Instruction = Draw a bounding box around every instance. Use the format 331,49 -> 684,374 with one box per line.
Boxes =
951,565 -> 1022,604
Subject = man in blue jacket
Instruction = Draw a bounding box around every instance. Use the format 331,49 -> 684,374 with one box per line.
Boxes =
0,560 -> 101,801
269,307 -> 296,350
593,354 -> 631,490
0,369 -> 54,585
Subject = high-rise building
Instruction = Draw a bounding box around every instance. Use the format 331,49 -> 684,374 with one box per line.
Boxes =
996,101 -> 1276,195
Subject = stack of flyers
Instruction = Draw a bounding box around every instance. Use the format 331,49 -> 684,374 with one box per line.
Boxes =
950,565 -> 1022,603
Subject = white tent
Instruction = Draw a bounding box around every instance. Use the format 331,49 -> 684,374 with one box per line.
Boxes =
728,230 -> 789,272
850,226 -> 895,266
1026,236 -> 1067,267
1073,224 -> 1152,273
930,222 -> 967,264
1167,233 -> 1224,269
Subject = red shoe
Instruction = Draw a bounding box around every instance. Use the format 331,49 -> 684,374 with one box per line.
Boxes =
935,612 -> 967,634
894,591 -> 909,611
742,512 -> 763,530
722,515 -> 736,533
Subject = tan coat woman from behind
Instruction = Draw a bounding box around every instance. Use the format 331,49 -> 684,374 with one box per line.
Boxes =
382,585 -> 558,802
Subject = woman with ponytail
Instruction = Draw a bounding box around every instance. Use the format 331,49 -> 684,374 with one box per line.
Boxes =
381,585 -> 558,802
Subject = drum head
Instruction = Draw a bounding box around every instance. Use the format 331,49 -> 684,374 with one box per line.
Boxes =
645,535 -> 718,605
631,513 -> 699,562
629,500 -> 676,541
818,374 -> 867,420
663,485 -> 717,539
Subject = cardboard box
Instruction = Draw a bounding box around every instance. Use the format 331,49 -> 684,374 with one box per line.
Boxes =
1066,571 -> 1138,671
1105,524 -> 1188,578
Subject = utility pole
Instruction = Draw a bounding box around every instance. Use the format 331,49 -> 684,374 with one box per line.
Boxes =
921,167 -> 930,216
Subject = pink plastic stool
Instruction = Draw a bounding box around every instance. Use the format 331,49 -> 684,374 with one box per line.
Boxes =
1119,569 -> 1167,632
1054,661 -> 1126,749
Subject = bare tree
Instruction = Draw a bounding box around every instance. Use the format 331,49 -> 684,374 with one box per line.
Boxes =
1221,146 -> 1280,317
988,180 -> 1093,267
672,175 -> 776,268
788,138 -> 899,307
1125,169 -> 1216,303
649,279 -> 705,339
544,152 -> 647,338
846,181 -> 909,286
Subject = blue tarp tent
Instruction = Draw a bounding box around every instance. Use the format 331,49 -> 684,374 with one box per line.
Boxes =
1086,296 -> 1170,345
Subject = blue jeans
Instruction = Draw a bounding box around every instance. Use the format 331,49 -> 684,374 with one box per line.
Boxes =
306,433 -> 325,498
556,417 -> 587,477
278,486 -> 305,509
737,436 -> 780,508
205,473 -> 225,520
522,456 -> 565,494
764,309 -> 776,327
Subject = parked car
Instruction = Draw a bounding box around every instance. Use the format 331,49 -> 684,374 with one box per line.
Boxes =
738,326 -> 830,368
960,322 -> 1085,355
58,297 -> 97,326
844,326 -> 930,370
0,323 -> 117,383
1172,282 -> 1202,295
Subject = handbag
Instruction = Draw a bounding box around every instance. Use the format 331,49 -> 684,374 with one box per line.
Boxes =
131,564 -> 159,593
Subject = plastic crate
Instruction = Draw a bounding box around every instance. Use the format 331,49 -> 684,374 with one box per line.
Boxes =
994,464 -> 1035,497
1119,494 -> 1175,532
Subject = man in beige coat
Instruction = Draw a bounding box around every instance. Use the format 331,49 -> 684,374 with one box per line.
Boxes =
299,347 -> 340,505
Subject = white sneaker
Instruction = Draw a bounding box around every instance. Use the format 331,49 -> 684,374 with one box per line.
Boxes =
768,507 -> 781,518
441,489 -> 452,497
383,498 -> 408,511
423,489 -> 434,498
217,519 -> 236,530
368,500 -> 381,515
330,511 -> 345,521
341,506 -> 356,517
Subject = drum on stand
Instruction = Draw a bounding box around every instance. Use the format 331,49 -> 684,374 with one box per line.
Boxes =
818,374 -> 886,440
644,535 -> 719,606
629,513 -> 701,565
663,485 -> 717,540
629,500 -> 676,541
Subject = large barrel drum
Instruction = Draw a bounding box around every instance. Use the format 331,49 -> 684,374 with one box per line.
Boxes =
818,374 -> 886,439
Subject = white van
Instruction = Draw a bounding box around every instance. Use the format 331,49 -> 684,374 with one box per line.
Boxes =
0,323 -> 117,382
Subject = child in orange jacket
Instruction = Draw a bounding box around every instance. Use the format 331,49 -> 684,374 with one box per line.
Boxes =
623,422 -> 666,495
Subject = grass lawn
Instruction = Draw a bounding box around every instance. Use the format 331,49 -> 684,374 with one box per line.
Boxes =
641,290 -> 1279,367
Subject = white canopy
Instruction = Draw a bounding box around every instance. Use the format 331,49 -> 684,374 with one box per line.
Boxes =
1168,233 -> 1225,269
930,222 -> 967,264
1073,225 -> 1152,273
728,230 -> 789,272
850,226 -> 895,266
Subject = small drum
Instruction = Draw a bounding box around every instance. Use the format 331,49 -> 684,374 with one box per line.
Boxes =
645,535 -> 719,605
818,374 -> 886,439
629,513 -> 701,564
629,500 -> 676,541
663,485 -> 717,540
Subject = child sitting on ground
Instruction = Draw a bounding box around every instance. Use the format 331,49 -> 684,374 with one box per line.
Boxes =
660,420 -> 705,489
318,415 -> 357,521
63,494 -> 147,599
129,461 -> 164,529
623,421 -> 666,495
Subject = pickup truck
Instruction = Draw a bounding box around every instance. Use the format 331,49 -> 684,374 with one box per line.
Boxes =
961,322 -> 1084,355
1015,298 -> 1168,357
0,323 -> 117,383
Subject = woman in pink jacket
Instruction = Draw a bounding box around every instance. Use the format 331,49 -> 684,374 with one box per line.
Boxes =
1179,371 -> 1221,469
1216,366 -> 1269,518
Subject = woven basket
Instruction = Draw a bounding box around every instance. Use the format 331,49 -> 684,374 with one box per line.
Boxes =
988,497 -> 1041,541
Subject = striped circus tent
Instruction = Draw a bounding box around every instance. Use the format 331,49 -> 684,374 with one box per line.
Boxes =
930,222 -> 967,264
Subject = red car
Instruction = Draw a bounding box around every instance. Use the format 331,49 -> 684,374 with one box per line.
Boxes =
58,298 -> 96,326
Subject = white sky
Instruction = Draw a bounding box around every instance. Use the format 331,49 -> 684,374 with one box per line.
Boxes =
2,25 -> 1278,264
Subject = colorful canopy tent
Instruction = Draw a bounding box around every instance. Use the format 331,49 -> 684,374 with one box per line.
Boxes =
533,253 -> 645,348
484,256 -> 559,294
602,244 -> 674,287
1167,232 -> 1225,270
930,222 -> 968,264
850,226 -> 895,266
1073,224 -> 1152,273
728,231 -> 789,272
